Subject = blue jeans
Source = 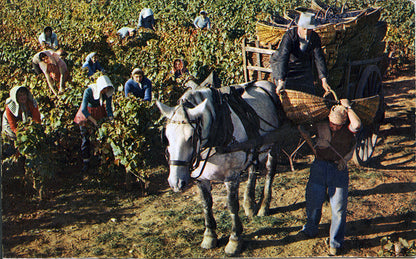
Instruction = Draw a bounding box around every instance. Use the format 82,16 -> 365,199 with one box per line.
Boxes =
302,160 -> 349,249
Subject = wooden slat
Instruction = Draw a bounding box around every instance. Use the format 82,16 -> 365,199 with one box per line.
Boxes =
242,38 -> 248,82
255,41 -> 261,80
244,46 -> 275,55
247,65 -> 272,73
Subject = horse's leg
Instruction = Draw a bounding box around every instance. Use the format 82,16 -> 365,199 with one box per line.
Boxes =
224,172 -> 243,256
197,180 -> 218,249
258,144 -> 278,216
243,165 -> 257,217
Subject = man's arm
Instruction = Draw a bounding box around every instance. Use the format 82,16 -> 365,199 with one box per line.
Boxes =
270,31 -> 292,93
341,99 -> 362,132
143,82 -> 152,101
312,33 -> 331,93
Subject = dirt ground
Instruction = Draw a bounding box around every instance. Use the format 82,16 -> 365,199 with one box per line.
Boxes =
2,68 -> 415,258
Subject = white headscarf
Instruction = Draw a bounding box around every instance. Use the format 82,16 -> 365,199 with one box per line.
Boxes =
90,75 -> 115,105
5,85 -> 37,119
142,8 -> 154,18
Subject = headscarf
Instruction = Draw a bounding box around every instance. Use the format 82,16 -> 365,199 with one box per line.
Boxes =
90,75 -> 115,104
142,8 -> 154,18
85,52 -> 97,63
43,26 -> 53,33
329,105 -> 348,125
5,85 -> 37,120
131,68 -> 144,77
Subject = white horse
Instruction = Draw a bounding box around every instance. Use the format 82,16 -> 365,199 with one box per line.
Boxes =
156,80 -> 285,255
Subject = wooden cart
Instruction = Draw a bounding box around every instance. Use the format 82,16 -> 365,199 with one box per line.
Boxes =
242,5 -> 389,166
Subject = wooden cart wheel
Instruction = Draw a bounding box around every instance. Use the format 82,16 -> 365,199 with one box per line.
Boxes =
352,65 -> 384,165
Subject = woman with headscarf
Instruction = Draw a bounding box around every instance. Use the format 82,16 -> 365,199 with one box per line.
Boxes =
137,8 -> 155,30
171,58 -> 189,79
32,50 -> 69,96
38,26 -> 59,50
2,85 -> 41,139
82,52 -> 105,78
124,68 -> 152,101
2,86 -> 41,157
74,75 -> 115,172
193,10 -> 211,30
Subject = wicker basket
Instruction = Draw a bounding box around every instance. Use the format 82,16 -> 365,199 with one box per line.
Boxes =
279,90 -> 333,124
256,22 -> 287,46
351,95 -> 380,125
279,90 -> 380,125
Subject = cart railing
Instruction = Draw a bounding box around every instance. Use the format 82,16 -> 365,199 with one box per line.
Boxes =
242,38 -> 274,82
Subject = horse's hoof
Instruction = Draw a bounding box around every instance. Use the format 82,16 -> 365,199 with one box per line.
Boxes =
225,238 -> 243,256
257,207 -> 269,216
201,235 -> 217,249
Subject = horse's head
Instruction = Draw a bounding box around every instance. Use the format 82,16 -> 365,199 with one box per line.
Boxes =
157,99 -> 210,192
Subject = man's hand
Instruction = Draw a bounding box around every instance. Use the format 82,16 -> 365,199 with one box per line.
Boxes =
88,116 -> 98,127
340,99 -> 351,109
276,79 -> 285,94
321,78 -> 332,93
337,159 -> 347,171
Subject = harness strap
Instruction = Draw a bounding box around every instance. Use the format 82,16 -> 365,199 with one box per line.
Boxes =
169,160 -> 190,166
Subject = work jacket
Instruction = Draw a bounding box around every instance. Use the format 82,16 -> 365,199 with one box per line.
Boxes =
270,27 -> 328,94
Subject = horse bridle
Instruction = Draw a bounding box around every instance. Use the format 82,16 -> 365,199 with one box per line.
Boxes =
163,104 -> 210,178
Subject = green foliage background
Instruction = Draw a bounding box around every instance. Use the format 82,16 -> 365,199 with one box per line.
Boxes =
0,0 -> 413,190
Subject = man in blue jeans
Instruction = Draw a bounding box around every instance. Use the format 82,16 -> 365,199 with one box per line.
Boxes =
298,99 -> 362,256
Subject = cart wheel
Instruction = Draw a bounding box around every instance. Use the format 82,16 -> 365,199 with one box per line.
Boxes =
352,65 -> 384,165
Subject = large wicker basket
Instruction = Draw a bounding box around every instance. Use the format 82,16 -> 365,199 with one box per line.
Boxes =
279,90 -> 333,124
279,90 -> 380,125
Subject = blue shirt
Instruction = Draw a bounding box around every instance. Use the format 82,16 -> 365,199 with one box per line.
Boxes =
81,87 -> 113,118
124,78 -> 152,101
194,16 -> 211,29
82,60 -> 104,77
38,32 -> 59,49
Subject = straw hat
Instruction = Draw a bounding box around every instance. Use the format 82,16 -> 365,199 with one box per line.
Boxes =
297,12 -> 317,29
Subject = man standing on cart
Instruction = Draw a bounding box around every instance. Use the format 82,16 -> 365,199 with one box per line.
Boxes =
271,11 -> 332,95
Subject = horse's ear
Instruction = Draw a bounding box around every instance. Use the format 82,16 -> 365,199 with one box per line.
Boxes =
156,101 -> 175,118
187,99 -> 208,119
184,79 -> 199,90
